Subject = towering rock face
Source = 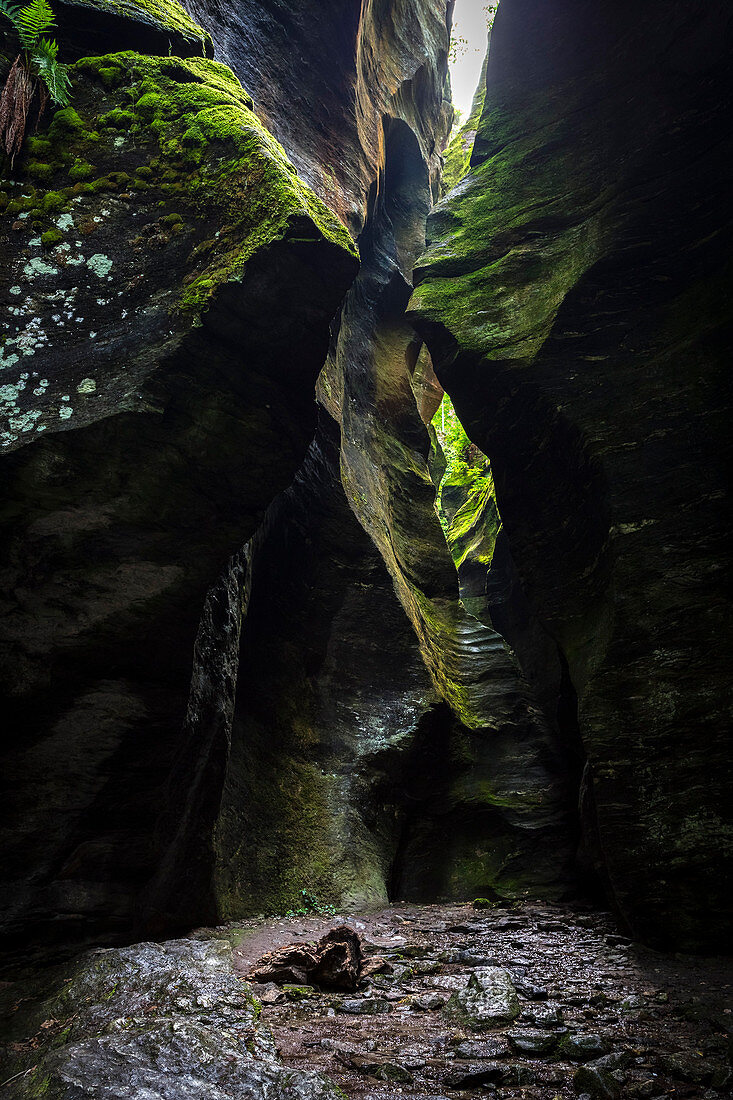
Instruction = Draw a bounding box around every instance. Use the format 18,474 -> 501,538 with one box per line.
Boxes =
137,0 -> 579,924
185,0 -> 452,232
0,0 -> 357,955
411,0 -> 732,949
1,0 -> 727,964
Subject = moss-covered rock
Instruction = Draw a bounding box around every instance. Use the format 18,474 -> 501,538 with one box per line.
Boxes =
0,938 -> 343,1099
0,45 -> 357,953
58,0 -> 214,58
411,0 -> 733,950
442,46 -> 488,194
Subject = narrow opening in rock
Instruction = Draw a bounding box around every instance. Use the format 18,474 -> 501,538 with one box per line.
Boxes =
430,390 -> 500,620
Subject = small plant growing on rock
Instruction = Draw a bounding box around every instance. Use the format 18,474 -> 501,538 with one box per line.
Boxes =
284,889 -> 337,918
0,0 -> 70,162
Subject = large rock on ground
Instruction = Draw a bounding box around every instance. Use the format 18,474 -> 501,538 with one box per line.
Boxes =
0,938 -> 343,1099
410,0 -> 733,949
445,966 -> 520,1031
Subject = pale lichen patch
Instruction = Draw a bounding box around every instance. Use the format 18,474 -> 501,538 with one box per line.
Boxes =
23,258 -> 58,278
87,254 -> 114,277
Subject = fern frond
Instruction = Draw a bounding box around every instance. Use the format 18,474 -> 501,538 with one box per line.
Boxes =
15,0 -> 55,49
32,37 -> 70,105
0,0 -> 24,29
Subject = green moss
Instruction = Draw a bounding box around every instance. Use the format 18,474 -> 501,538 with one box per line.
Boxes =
27,161 -> 54,181
135,91 -> 162,118
70,0 -> 213,54
90,176 -> 118,192
442,49 -> 488,194
181,124 -> 205,149
41,228 -> 63,247
69,52 -> 357,314
68,159 -> 94,181
48,107 -> 85,140
100,107 -> 135,128
26,137 -> 52,158
98,64 -> 124,88
40,191 -> 66,214
161,212 -> 182,226
446,477 -> 501,570
107,170 -> 131,187
135,164 -> 153,178
413,78 -> 612,362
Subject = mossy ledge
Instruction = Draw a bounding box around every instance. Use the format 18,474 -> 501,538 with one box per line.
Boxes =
2,51 -> 358,324
77,52 -> 358,314
59,0 -> 214,57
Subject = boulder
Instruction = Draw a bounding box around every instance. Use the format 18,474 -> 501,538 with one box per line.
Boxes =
445,966 -> 520,1030
0,938 -> 342,1099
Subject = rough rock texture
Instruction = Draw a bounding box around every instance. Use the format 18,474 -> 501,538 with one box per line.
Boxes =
184,0 -> 452,231
207,420 -> 446,915
126,0 -> 581,922
0,3 -> 357,957
0,937 -> 343,1099
233,902 -> 733,1098
410,0 -> 733,949
56,0 -> 215,59
441,44 -> 488,195
445,966 -> 520,1031
312,45 -> 577,903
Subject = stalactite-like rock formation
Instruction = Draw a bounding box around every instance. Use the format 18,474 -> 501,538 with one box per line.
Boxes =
410,0 -> 732,950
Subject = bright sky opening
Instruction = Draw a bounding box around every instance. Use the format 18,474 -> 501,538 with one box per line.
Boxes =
448,0 -> 494,119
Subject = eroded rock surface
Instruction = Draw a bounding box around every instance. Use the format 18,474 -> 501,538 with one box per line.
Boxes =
410,0 -> 733,950
0,1 -> 357,956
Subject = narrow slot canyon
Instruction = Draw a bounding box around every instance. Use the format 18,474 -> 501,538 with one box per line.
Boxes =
0,1 -> 730,1097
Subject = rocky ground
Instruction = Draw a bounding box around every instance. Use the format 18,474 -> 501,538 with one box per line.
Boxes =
236,902 -> 733,1099
1,900 -> 730,1099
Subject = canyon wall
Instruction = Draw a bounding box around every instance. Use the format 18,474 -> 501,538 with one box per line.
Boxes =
0,0 -> 729,960
410,0 -> 732,949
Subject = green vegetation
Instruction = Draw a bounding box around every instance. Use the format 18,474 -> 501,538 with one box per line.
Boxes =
71,52 -> 357,313
431,391 -> 491,514
284,889 -> 338,918
1,50 -> 357,318
70,0 -> 212,54
443,51 -> 487,193
0,0 -> 70,160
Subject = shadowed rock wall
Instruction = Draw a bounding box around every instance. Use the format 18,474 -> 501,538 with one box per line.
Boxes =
410,0 -> 733,949
0,1 -> 357,957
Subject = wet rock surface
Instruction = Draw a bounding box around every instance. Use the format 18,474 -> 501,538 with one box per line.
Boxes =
0,938 -> 343,1099
410,0 -> 733,951
237,902 -> 733,1099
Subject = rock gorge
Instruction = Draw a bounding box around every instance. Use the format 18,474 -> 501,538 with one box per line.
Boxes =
0,0 -> 731,1095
